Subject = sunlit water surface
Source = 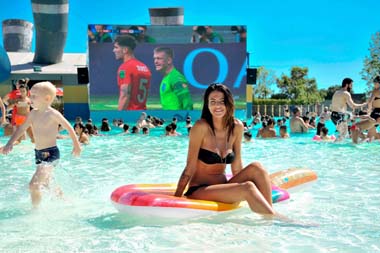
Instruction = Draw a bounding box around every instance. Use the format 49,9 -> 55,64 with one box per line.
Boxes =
1,122 -> 379,253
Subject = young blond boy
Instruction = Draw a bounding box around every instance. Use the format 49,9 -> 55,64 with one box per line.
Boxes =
0,81 -> 81,207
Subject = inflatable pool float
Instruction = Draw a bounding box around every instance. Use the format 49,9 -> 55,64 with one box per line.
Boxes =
270,167 -> 318,192
111,168 -> 317,218
111,184 -> 288,218
312,135 -> 336,142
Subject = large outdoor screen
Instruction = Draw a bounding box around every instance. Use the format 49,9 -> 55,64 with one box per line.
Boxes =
88,24 -> 247,111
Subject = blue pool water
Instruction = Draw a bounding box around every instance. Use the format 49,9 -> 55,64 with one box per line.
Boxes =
0,120 -> 379,252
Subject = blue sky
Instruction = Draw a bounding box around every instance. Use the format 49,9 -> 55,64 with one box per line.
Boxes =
1,0 -> 379,93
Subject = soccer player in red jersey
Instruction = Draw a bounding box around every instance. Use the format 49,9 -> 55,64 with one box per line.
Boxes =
113,35 -> 152,110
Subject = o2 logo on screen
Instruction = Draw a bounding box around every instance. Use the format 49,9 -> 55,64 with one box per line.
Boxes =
183,48 -> 246,89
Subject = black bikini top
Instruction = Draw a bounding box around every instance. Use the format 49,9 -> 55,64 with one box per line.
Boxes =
374,96 -> 380,101
198,148 -> 235,164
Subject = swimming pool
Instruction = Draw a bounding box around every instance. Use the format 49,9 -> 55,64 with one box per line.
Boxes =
0,121 -> 379,252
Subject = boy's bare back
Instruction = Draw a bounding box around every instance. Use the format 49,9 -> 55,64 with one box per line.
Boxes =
28,107 -> 69,150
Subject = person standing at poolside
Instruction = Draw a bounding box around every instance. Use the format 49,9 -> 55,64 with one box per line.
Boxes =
153,47 -> 193,110
3,78 -> 28,106
113,35 -> 152,110
4,79 -> 34,143
290,106 -> 309,133
331,78 -> 366,140
8,84 -> 34,144
174,83 -> 275,215
0,81 -> 81,208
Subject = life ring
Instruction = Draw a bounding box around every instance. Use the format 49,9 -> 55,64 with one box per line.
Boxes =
312,135 -> 336,142
110,168 -> 317,218
111,183 -> 289,219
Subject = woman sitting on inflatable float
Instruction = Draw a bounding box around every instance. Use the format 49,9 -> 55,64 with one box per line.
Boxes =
111,168 -> 317,218
111,84 -> 318,218
174,83 -> 277,215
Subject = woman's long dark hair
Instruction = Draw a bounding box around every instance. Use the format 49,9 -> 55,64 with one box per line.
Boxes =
201,83 -> 235,141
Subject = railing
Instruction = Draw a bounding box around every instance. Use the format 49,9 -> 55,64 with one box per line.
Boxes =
252,104 -> 330,117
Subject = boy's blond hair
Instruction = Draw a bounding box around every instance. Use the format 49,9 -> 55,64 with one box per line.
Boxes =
32,81 -> 57,103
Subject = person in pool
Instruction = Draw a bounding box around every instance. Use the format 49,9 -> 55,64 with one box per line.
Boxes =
290,106 -> 309,133
8,84 -> 34,144
330,78 -> 367,140
366,76 -> 380,138
279,125 -> 290,138
318,127 -> 335,142
174,83 -> 276,215
0,81 -> 81,208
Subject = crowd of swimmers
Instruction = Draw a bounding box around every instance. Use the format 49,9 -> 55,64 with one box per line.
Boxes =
242,77 -> 380,144
0,76 -> 380,210
2,103 -> 379,146
68,112 -> 193,144
285,77 -> 380,144
2,77 -> 380,147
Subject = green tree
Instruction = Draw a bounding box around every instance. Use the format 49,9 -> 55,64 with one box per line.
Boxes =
271,93 -> 288,99
276,66 -> 323,104
361,31 -> 380,91
320,85 -> 340,100
254,66 -> 276,98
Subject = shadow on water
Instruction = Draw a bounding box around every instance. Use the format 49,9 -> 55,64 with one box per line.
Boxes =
86,209 -> 258,229
86,212 -> 189,229
86,207 -> 318,229
0,207 -> 29,221
194,208 -> 319,228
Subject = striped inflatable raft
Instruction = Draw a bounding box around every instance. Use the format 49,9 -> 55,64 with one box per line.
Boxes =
111,168 -> 317,218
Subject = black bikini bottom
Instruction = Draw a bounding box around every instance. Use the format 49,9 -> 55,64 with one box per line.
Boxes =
184,184 -> 209,196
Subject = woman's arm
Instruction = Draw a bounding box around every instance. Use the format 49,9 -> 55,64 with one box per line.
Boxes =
174,121 -> 204,197
346,91 -> 366,109
231,120 -> 244,176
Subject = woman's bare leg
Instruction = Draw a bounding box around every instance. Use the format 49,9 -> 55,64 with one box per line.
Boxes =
190,182 -> 275,214
228,162 -> 273,206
